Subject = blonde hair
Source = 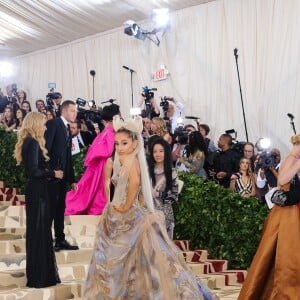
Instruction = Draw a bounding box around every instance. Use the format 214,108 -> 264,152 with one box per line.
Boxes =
239,157 -> 252,176
14,112 -> 49,165
291,134 -> 300,145
152,117 -> 168,137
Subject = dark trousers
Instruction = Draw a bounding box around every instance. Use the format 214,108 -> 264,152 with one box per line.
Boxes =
47,180 -> 67,242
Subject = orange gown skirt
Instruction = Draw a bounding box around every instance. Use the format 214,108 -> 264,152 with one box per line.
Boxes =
238,204 -> 300,300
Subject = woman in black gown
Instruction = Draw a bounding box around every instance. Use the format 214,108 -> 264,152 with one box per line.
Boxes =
14,112 -> 63,288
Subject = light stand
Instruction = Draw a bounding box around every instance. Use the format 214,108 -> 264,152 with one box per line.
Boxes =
122,66 -> 135,107
234,48 -> 249,142
90,70 -> 96,101
287,113 -> 297,134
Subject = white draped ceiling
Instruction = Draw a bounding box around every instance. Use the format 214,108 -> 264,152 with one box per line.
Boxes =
1,0 -> 300,156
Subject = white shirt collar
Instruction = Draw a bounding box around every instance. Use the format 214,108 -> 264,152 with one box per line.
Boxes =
60,115 -> 68,127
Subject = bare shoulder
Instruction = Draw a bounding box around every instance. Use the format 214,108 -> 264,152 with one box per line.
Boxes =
128,158 -> 140,176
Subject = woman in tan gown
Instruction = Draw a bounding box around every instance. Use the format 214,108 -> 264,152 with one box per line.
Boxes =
238,134 -> 300,300
83,116 -> 219,300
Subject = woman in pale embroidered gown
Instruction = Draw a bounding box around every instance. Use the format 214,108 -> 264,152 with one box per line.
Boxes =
83,116 -> 219,300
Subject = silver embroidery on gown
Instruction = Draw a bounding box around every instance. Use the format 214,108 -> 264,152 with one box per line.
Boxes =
83,165 -> 219,300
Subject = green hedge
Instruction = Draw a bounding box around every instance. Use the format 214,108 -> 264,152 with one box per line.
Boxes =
0,130 -> 88,192
0,130 -> 25,188
0,131 -> 268,269
174,173 -> 268,269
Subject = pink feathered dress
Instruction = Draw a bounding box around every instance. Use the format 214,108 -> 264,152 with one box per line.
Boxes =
65,125 -> 115,215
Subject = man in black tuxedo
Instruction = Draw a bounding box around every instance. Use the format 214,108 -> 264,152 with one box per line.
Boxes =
45,100 -> 79,251
70,120 -> 96,148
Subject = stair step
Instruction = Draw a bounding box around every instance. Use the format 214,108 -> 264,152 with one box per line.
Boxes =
0,249 -> 93,271
0,264 -> 239,291
0,188 -> 19,196
64,215 -> 101,225
214,286 -> 242,299
0,217 -> 25,227
0,281 -> 83,300
0,254 -> 26,271
0,206 -> 25,217
64,224 -> 97,237
0,215 -> 101,227
182,249 -> 208,261
199,273 -> 230,289
0,223 -> 97,240
0,237 -> 95,254
0,264 -> 89,288
0,228 -> 25,240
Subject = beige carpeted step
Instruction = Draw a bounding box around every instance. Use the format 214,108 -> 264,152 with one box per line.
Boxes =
0,206 -> 25,217
64,215 -> 101,226
0,217 -> 25,227
0,236 -> 95,254
0,249 -> 93,271
64,224 -> 97,237
0,264 -> 89,289
182,249 -> 208,261
0,254 -> 26,271
215,286 -> 242,300
0,228 -> 25,240
199,273 -> 231,289
0,282 -> 83,300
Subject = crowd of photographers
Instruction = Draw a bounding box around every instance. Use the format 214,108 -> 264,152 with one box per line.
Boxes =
0,83 -> 280,203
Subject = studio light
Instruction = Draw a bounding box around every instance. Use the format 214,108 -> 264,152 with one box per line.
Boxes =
123,8 -> 170,47
124,20 -> 145,40
256,137 -> 271,151
0,61 -> 13,77
151,8 -> 170,29
130,107 -> 141,116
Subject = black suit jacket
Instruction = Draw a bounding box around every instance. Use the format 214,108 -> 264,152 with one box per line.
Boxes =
45,117 -> 75,184
0,96 -> 10,113
79,130 -> 95,147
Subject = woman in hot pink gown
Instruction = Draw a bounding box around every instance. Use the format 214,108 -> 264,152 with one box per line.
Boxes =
65,104 -> 120,215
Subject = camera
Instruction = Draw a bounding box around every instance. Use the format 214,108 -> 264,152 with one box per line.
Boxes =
46,92 -> 61,111
11,84 -> 18,97
160,97 -> 169,113
76,97 -> 87,107
173,126 -> 188,145
141,86 -> 159,119
76,97 -> 103,130
259,151 -> 275,168
141,86 -> 157,101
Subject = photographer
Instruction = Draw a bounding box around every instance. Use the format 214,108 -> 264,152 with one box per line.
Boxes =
0,84 -> 19,113
256,148 -> 281,191
138,87 -> 160,119
178,131 -> 208,179
35,99 -> 47,114
171,124 -> 196,170
166,99 -> 184,134
46,92 -> 62,117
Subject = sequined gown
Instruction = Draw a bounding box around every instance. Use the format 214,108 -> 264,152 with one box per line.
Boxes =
83,164 -> 219,300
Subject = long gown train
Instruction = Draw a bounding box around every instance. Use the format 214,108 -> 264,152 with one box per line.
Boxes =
83,165 -> 218,300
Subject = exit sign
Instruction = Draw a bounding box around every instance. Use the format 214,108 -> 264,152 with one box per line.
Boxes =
153,68 -> 169,81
